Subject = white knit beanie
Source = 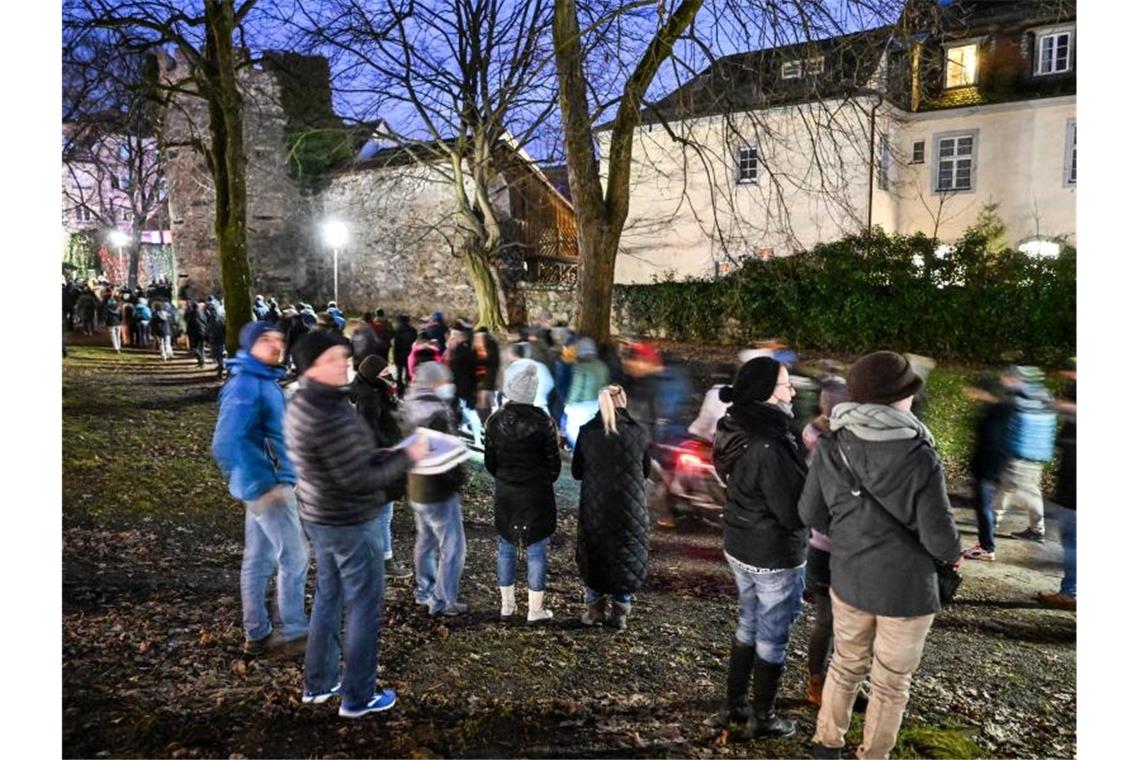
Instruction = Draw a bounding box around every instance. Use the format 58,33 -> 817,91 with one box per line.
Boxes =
504,360 -> 540,405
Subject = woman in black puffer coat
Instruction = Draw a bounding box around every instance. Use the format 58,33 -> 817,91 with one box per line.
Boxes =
572,384 -> 651,631
484,361 -> 561,623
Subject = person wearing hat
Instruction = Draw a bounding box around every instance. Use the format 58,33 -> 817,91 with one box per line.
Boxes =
484,360 -> 562,623
712,356 -> 808,739
403,361 -> 470,616
798,350 -> 961,760
325,301 -> 346,332
350,354 -> 412,580
961,373 -> 1014,562
211,321 -> 309,658
284,331 -> 428,718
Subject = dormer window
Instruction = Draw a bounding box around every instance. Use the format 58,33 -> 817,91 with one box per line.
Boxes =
944,43 -> 978,88
1035,26 -> 1074,75
781,60 -> 802,79
806,56 -> 825,75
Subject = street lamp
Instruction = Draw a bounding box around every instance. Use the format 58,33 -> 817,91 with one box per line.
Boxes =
107,229 -> 129,284
321,220 -> 349,305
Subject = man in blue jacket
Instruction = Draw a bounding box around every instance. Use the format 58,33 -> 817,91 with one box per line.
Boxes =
212,321 -> 310,656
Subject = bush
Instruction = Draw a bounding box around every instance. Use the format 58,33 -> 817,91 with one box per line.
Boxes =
614,228 -> 1075,364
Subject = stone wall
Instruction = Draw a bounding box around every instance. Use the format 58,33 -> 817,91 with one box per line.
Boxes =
516,284 -> 576,326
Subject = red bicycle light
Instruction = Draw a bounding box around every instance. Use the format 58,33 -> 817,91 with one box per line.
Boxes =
678,453 -> 703,469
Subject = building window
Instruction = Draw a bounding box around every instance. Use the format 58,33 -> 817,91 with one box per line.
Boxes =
75,205 -> 93,222
912,140 -> 925,164
944,43 -> 978,88
781,60 -> 802,79
1036,30 -> 1073,75
933,130 -> 977,192
1064,119 -> 1076,186
878,134 -> 890,191
806,56 -> 825,75
737,146 -> 759,184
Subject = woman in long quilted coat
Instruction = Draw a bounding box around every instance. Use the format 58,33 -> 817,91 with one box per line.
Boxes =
572,384 -> 651,630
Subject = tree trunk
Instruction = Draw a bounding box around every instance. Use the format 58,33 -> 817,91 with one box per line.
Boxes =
462,239 -> 507,332
204,0 -> 253,355
128,244 -> 141,290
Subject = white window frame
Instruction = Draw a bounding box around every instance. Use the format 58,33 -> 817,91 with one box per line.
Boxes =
1063,118 -> 1076,187
911,140 -> 925,164
781,60 -> 802,79
806,56 -> 825,75
932,129 -> 978,194
737,146 -> 759,184
943,40 -> 980,88
1033,24 -> 1074,76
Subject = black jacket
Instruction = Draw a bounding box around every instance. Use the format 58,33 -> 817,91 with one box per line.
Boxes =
393,323 -> 416,362
448,342 -> 478,407
151,309 -> 172,338
186,307 -> 206,340
714,402 -> 808,570
798,430 -> 961,617
1054,380 -> 1076,509
351,323 -> 383,366
284,378 -> 412,526
968,400 -> 1013,482
102,298 -> 122,326
572,409 -> 651,595
485,403 -> 561,544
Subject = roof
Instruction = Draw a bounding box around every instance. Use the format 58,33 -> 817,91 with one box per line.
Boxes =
601,25 -> 895,129
936,0 -> 1076,32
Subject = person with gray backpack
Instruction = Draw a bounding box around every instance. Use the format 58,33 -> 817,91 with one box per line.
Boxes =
995,366 -> 1056,543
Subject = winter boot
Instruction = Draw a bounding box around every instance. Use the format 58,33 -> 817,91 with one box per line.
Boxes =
810,743 -> 843,759
719,640 -> 756,725
609,600 -> 632,631
499,586 -> 517,618
581,597 -> 607,626
806,672 -> 826,708
527,590 -> 554,623
748,658 -> 796,738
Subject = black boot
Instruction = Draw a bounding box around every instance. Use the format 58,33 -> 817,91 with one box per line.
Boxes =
748,658 -> 796,738
719,641 -> 755,725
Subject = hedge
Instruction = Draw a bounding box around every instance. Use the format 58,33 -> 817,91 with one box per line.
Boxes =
613,228 -> 1076,364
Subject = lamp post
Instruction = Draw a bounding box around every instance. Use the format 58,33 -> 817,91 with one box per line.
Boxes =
321,220 -> 349,306
107,229 -> 129,285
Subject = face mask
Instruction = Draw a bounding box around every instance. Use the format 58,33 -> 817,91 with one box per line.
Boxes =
775,399 -> 795,418
437,383 -> 456,401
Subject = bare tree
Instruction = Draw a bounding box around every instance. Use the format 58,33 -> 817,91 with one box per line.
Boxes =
65,0 -> 261,352
282,0 -> 559,331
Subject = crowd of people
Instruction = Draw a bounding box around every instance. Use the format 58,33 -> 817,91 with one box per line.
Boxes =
194,295 -> 1075,757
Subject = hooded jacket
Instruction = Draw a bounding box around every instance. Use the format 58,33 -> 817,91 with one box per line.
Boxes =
284,377 -> 411,526
714,401 -> 808,570
797,405 -> 961,617
211,352 -> 297,501
402,383 -> 465,503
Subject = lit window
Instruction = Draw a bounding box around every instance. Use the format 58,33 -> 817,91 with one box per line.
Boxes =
1036,30 -> 1073,75
737,146 -> 759,184
934,131 -> 976,192
781,60 -> 802,79
944,44 -> 978,88
1064,119 -> 1076,186
1018,238 -> 1061,258
912,141 -> 925,164
806,56 -> 825,75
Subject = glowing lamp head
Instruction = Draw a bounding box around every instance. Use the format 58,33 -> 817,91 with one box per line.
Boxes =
107,230 -> 129,248
322,220 -> 349,248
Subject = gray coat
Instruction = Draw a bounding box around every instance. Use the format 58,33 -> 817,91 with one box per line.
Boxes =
797,430 -> 960,617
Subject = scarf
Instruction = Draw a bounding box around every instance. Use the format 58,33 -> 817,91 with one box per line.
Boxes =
830,402 -> 935,447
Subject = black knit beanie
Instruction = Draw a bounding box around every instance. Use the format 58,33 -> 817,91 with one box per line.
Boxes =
292,330 -> 350,375
719,357 -> 782,404
847,350 -> 923,405
358,354 -> 387,381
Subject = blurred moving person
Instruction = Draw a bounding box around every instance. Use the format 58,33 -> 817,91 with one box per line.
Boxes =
961,374 -> 1014,562
997,365 -> 1056,543
1040,360 -> 1076,611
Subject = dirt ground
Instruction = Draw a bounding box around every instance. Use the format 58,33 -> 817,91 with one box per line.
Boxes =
62,344 -> 1075,759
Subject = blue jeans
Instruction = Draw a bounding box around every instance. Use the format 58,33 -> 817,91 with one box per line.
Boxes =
378,501 -> 394,560
586,587 -> 632,605
729,561 -> 805,664
497,536 -> 549,590
975,478 -> 999,552
302,514 -> 386,708
240,486 -> 310,641
1058,507 -> 1076,597
410,495 -> 467,612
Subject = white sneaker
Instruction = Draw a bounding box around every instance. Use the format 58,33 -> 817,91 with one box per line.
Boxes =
499,586 -> 517,618
527,590 -> 553,623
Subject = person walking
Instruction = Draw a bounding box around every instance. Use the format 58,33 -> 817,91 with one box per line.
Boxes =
102,290 -> 122,353
1039,361 -> 1076,610
186,300 -> 207,367
393,314 -> 417,396
996,366 -> 1056,542
713,357 -> 808,739
152,301 -> 174,361
564,338 -> 610,448
205,297 -> 227,379
798,351 -> 962,760
484,362 -> 562,623
134,298 -> 153,349
402,362 -> 469,616
284,330 -> 427,718
211,321 -> 310,657
350,354 -> 413,579
960,374 -> 1013,562
572,385 -> 651,631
